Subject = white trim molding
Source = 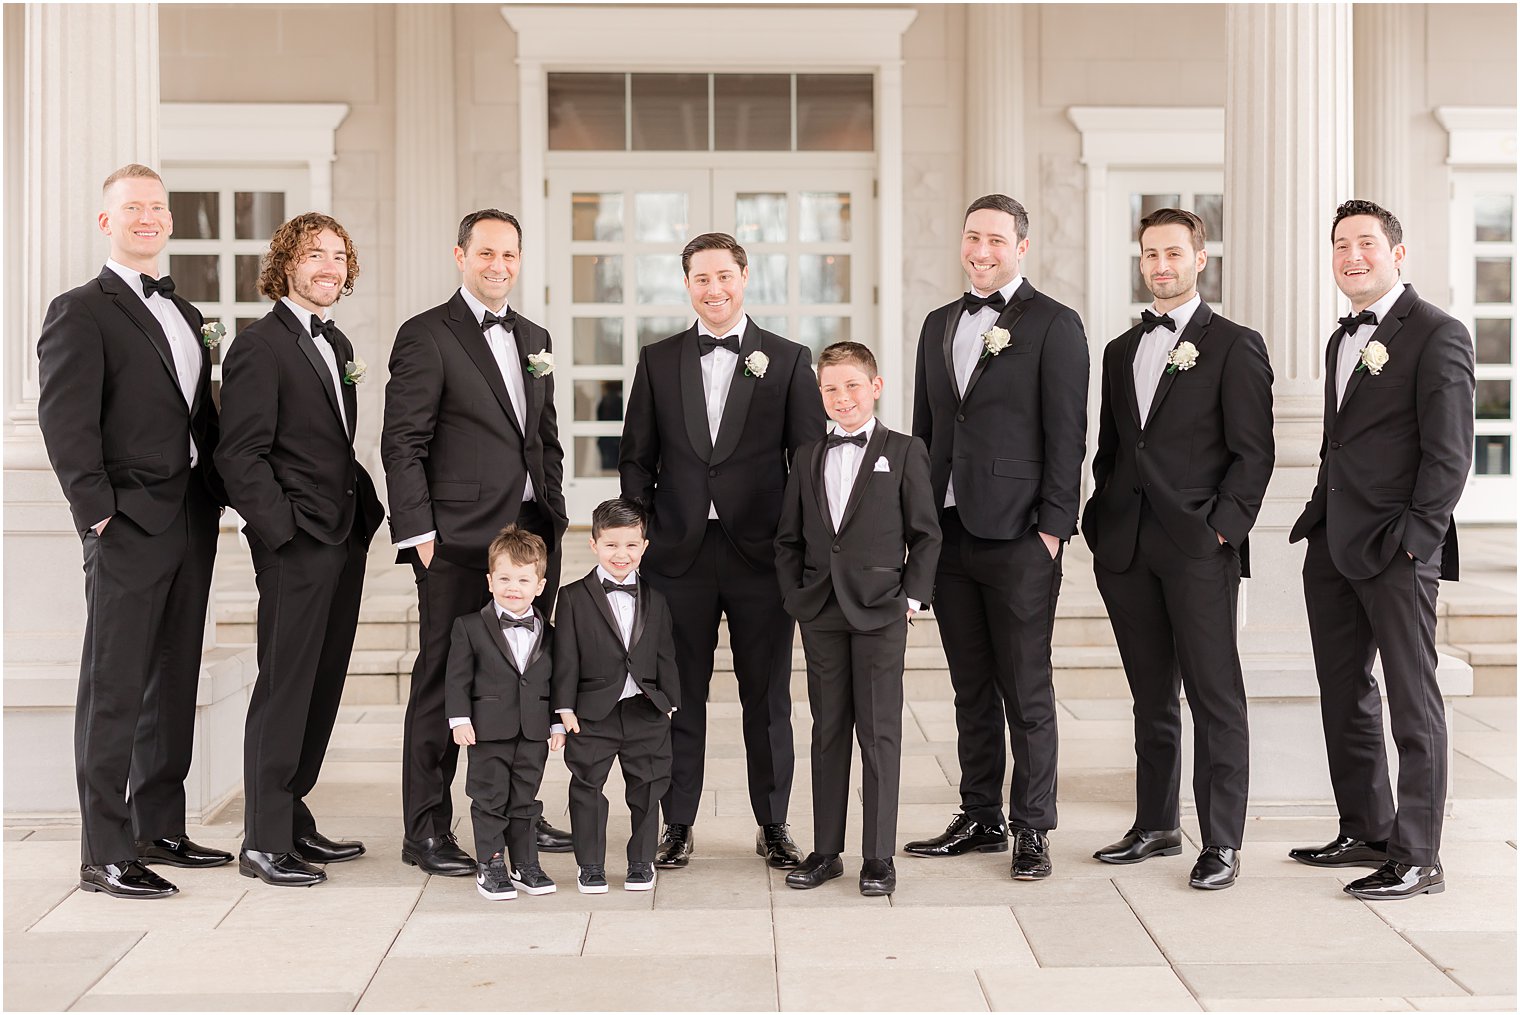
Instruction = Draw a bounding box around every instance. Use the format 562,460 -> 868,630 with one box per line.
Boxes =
1068,107 -> 1224,169
160,103 -> 350,211
1434,107 -> 1518,168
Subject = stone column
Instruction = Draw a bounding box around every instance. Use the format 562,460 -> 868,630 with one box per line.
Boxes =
962,4 -> 1025,205
393,4 -> 459,318
1353,4 -> 1419,216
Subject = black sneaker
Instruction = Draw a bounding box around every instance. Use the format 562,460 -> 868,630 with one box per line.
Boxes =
625,862 -> 656,891
509,862 -> 557,896
577,863 -> 609,894
476,853 -> 518,901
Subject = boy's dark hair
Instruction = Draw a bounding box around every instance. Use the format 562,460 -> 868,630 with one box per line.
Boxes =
964,194 -> 1030,242
817,341 -> 879,377
1332,199 -> 1403,247
1139,207 -> 1207,253
458,208 -> 523,251
591,497 -> 648,539
681,232 -> 748,275
487,525 -> 547,577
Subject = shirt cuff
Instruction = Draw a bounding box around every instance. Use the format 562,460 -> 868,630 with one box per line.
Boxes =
93,517 -> 111,532
397,530 -> 437,549
550,723 -> 566,735
908,598 -> 923,613
555,708 -> 574,714
448,716 -> 470,729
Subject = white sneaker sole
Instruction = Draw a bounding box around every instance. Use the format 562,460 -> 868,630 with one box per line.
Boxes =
510,875 -> 558,896
477,883 -> 518,901
625,871 -> 657,891
576,866 -> 609,894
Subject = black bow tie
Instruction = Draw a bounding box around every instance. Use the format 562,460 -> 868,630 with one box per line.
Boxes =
699,334 -> 740,356
961,291 -> 1007,315
140,274 -> 176,299
1338,309 -> 1378,332
310,316 -> 338,341
481,308 -> 517,332
499,612 -> 535,632
601,578 -> 637,596
825,432 -> 868,450
1140,310 -> 1177,333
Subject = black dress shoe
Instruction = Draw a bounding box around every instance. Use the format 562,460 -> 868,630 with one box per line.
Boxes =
859,857 -> 896,896
536,817 -> 574,853
239,849 -> 326,887
1288,835 -> 1389,868
1010,828 -> 1052,880
903,813 -> 1009,857
136,835 -> 233,869
756,823 -> 802,868
1189,846 -> 1239,890
655,824 -> 693,869
294,830 -> 365,864
401,833 -> 476,876
1093,827 -> 1183,865
1344,860 -> 1444,900
79,860 -> 178,899
785,852 -> 844,889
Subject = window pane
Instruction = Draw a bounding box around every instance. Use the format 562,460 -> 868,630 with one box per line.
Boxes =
1199,256 -> 1223,304
746,254 -> 788,305
752,315 -> 788,335
735,193 -> 787,244
233,254 -> 262,302
1476,319 -> 1512,365
799,192 -> 851,242
796,74 -> 873,151
1130,257 -> 1150,304
169,254 -> 219,302
631,73 -> 708,151
170,192 -> 219,239
575,379 -> 624,422
635,254 -> 684,305
638,316 -> 687,347
572,254 -> 623,303
799,254 -> 850,303
634,193 -> 690,244
1476,257 -> 1513,304
715,74 -> 790,151
1131,194 -> 1181,241
572,318 -> 623,365
572,193 -> 623,242
1194,193 -> 1224,243
1475,435 -> 1511,476
1476,379 -> 1511,420
548,73 -> 626,150
1475,194 -> 1514,242
797,315 -> 851,357
574,435 -> 622,477
234,192 -> 285,240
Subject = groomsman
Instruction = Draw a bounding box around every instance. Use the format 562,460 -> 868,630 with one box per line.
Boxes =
382,209 -> 572,875
1288,200 -> 1475,900
1082,208 -> 1274,890
38,164 -> 229,899
620,233 -> 826,868
216,213 -> 385,886
906,195 -> 1088,880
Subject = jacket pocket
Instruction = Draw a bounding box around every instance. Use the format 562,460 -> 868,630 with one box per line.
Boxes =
992,458 -> 1042,480
104,452 -> 162,469
472,694 -> 501,702
862,565 -> 902,573
433,481 -> 481,502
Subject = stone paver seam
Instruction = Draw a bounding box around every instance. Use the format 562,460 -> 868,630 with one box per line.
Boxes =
1358,899 -> 1477,997
1455,749 -> 1514,782
70,928 -> 146,1010
970,968 -> 995,1011
1111,878 -> 1206,1009
352,880 -> 426,1012
578,905 -> 592,956
210,889 -> 250,930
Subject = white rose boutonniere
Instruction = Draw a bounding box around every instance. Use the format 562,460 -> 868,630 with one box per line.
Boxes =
980,326 -> 1012,359
744,350 -> 769,378
526,350 -> 555,378
200,321 -> 226,350
1165,341 -> 1199,374
1356,340 -> 1389,376
343,357 -> 367,385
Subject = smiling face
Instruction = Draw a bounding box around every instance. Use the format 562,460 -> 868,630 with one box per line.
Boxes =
98,176 -> 172,272
1139,222 -> 1207,310
684,248 -> 748,335
590,524 -> 648,581
1333,214 -> 1406,311
961,208 -> 1028,295
818,360 -> 882,433
456,218 -> 521,311
487,556 -> 547,615
283,228 -> 349,314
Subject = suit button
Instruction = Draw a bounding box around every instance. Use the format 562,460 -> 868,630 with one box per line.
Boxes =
956,413 -> 966,422
1137,441 -> 1147,449
519,677 -> 528,686
709,468 -> 718,477
346,489 -> 354,496
832,544 -> 841,553
1330,488 -> 1339,493
1132,486 -> 1141,494
1330,441 -> 1342,450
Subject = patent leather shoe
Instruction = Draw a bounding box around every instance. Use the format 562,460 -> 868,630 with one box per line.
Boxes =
655,823 -> 693,868
1093,827 -> 1183,865
1344,860 -> 1444,900
1288,835 -> 1388,869
136,835 -> 233,868
401,833 -> 476,876
1189,846 -> 1239,890
294,830 -> 365,864
239,849 -> 326,887
785,852 -> 843,889
536,816 -> 574,853
79,860 -> 178,899
859,857 -> 896,896
903,813 -> 1009,857
1010,828 -> 1052,880
756,823 -> 802,868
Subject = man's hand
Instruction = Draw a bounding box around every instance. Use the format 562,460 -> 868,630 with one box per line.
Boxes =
1217,531 -> 1227,546
417,539 -> 435,569
1039,532 -> 1060,559
560,711 -> 580,734
93,516 -> 112,535
452,722 -> 476,747
549,732 -> 566,751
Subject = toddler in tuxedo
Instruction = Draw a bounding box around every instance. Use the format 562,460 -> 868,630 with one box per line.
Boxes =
445,526 -> 564,901
552,498 -> 681,894
774,342 -> 942,896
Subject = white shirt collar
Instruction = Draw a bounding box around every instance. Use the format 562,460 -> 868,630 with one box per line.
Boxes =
696,314 -> 750,341
970,275 -> 1023,303
105,258 -> 158,298
595,564 -> 638,586
458,285 -> 511,326
1354,281 -> 1407,328
494,602 -> 535,622
280,296 -> 330,336
830,417 -> 877,440
1150,292 -> 1202,337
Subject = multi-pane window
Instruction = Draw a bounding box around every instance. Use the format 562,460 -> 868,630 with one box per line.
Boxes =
1119,179 -> 1227,329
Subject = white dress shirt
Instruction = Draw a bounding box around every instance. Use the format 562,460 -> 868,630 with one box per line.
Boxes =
1335,282 -> 1407,406
825,418 -> 921,613
449,604 -> 565,736
945,276 -> 1022,509
1134,293 -> 1201,425
697,314 -> 748,520
106,259 -> 201,467
279,296 -> 349,435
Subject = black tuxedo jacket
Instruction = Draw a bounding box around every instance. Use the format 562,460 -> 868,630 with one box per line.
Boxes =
775,425 -> 942,631
1082,302 -> 1275,577
214,301 -> 383,549
550,569 -> 680,720
37,266 -> 224,534
912,279 -> 1090,540
382,291 -> 568,569
1289,285 -> 1474,581
445,605 -> 555,741
619,320 -> 826,575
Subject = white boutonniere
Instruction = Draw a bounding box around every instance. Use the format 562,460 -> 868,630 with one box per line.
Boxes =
200,321 -> 225,349
526,350 -> 555,378
744,350 -> 769,378
980,326 -> 1012,359
342,357 -> 367,385
1165,341 -> 1199,374
1356,340 -> 1389,376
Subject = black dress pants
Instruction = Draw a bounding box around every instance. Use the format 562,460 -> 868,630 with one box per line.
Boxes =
465,735 -> 548,865
566,694 -> 672,865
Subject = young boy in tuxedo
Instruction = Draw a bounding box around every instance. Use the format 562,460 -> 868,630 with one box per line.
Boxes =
553,498 -> 680,893
446,526 -> 565,901
774,342 -> 942,896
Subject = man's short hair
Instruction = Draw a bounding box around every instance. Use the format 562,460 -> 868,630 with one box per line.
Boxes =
487,525 -> 548,577
681,232 -> 748,275
102,163 -> 163,196
816,341 -> 879,378
458,209 -> 523,252
964,194 -> 1030,242
1332,199 -> 1403,247
1139,208 -> 1207,253
258,212 -> 360,300
591,497 -> 648,539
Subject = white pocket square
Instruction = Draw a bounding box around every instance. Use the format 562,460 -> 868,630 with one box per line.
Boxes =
873,456 -> 891,472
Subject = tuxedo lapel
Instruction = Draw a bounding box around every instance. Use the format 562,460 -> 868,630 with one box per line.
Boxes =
514,320 -> 545,436
1144,301 -> 1213,426
711,322 -> 761,465
584,571 -> 625,648
446,293 -> 526,441
335,329 -> 358,442
630,577 -> 649,651
811,440 -> 833,536
961,281 -> 1032,404
1120,325 -> 1145,429
97,268 -> 180,395
525,607 -> 548,671
275,301 -> 347,436
678,328 -> 714,461
1339,285 -> 1417,414
836,425 -> 890,535
941,304 -> 961,398
479,604 -> 522,676
168,293 -> 211,417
